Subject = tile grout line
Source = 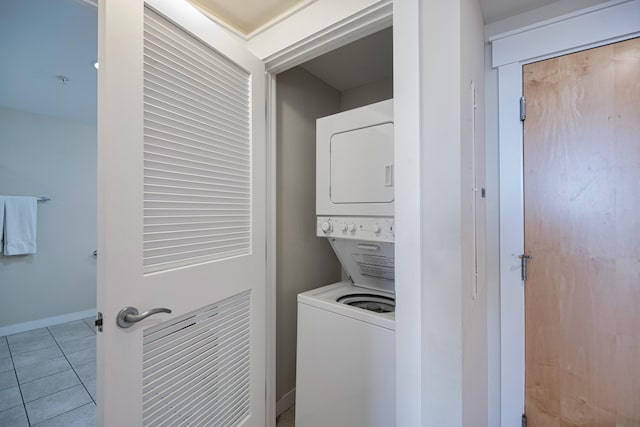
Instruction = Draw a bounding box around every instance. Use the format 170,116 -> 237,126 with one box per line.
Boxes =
8,334 -> 34,426
30,402 -> 96,427
2,323 -> 96,425
48,325 -> 97,406
29,327 -> 88,426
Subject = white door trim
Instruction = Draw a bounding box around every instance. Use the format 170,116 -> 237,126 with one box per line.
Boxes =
262,1 -> 392,74
260,4 -> 392,426
492,0 -> 640,424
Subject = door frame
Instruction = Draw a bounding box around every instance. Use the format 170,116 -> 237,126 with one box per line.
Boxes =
258,2 -> 393,425
490,0 -> 640,424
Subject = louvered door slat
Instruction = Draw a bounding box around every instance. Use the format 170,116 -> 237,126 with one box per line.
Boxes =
144,295 -> 248,348
144,322 -> 248,390
144,42 -> 249,112
144,152 -> 249,177
144,301 -> 248,361
144,157 -> 249,182
144,16 -> 248,89
144,220 -> 250,232
144,143 -> 249,171
145,107 -> 249,145
144,185 -> 249,197
143,56 -> 249,114
145,124 -> 249,157
143,7 -> 251,273
144,137 -> 250,167
145,98 -> 249,141
144,88 -> 249,133
145,79 -> 246,127
145,166 -> 250,187
192,374 -> 249,425
145,238 -> 249,257
145,177 -> 249,192
145,225 -> 249,240
143,66 -> 248,120
143,23 -> 249,99
145,130 -> 250,164
142,291 -> 251,426
144,13 -> 248,85
181,361 -> 248,425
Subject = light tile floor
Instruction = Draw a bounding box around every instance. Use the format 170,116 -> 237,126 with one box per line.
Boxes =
2,319 -> 293,427
0,318 -> 96,426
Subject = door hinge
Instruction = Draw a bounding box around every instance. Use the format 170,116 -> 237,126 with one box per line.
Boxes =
522,413 -> 528,427
520,96 -> 526,121
519,254 -> 532,282
95,312 -> 103,333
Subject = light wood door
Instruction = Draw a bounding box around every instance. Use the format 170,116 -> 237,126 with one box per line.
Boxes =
523,37 -> 640,427
98,0 -> 265,425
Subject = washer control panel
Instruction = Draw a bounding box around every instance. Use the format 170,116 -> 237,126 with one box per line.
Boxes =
317,216 -> 394,242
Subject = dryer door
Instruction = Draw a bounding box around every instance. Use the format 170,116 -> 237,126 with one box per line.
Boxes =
330,122 -> 394,204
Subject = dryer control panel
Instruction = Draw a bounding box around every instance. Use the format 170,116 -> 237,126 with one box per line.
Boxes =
317,216 -> 394,242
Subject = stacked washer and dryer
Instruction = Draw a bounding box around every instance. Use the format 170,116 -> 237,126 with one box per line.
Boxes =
295,99 -> 395,427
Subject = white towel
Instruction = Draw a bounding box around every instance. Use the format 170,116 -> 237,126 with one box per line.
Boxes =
4,196 -> 38,255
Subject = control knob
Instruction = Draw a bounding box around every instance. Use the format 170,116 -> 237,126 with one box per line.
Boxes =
373,224 -> 381,234
348,223 -> 356,233
320,220 -> 333,233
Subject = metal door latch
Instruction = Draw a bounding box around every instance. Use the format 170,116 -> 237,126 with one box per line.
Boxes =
95,312 -> 103,332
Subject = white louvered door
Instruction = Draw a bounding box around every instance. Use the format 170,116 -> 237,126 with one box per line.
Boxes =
97,0 -> 265,425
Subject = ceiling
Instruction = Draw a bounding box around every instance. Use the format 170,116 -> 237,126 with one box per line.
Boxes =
190,0 -> 306,34
193,0 -> 583,35
0,0 -> 97,123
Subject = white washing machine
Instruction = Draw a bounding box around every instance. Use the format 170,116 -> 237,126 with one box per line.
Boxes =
295,100 -> 395,426
295,281 -> 395,427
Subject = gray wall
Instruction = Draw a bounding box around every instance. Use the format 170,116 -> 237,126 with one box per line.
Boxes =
275,67 -> 342,402
340,77 -> 393,111
0,107 -> 96,327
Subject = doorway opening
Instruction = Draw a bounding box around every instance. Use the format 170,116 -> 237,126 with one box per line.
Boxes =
0,0 -> 98,424
271,26 -> 393,425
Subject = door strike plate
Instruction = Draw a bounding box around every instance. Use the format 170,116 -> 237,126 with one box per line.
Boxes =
95,312 -> 104,332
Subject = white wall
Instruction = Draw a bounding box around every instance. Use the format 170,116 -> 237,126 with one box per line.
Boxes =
419,1 -> 464,424
460,0 -> 487,425
340,77 -> 393,111
275,67 -> 342,403
484,0 -> 611,40
393,0 -> 486,424
0,107 -> 96,328
484,43 -> 502,427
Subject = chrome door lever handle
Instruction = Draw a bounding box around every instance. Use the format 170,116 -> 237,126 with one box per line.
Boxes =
116,306 -> 172,328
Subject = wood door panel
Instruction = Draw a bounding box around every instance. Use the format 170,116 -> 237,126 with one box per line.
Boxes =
524,37 -> 640,427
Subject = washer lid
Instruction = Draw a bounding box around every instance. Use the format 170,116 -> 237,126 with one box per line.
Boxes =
328,238 -> 394,294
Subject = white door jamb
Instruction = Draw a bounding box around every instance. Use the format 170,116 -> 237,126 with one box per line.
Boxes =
260,3 -> 393,426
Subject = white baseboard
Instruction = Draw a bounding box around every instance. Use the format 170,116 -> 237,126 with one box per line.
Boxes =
276,388 -> 296,416
0,308 -> 97,337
